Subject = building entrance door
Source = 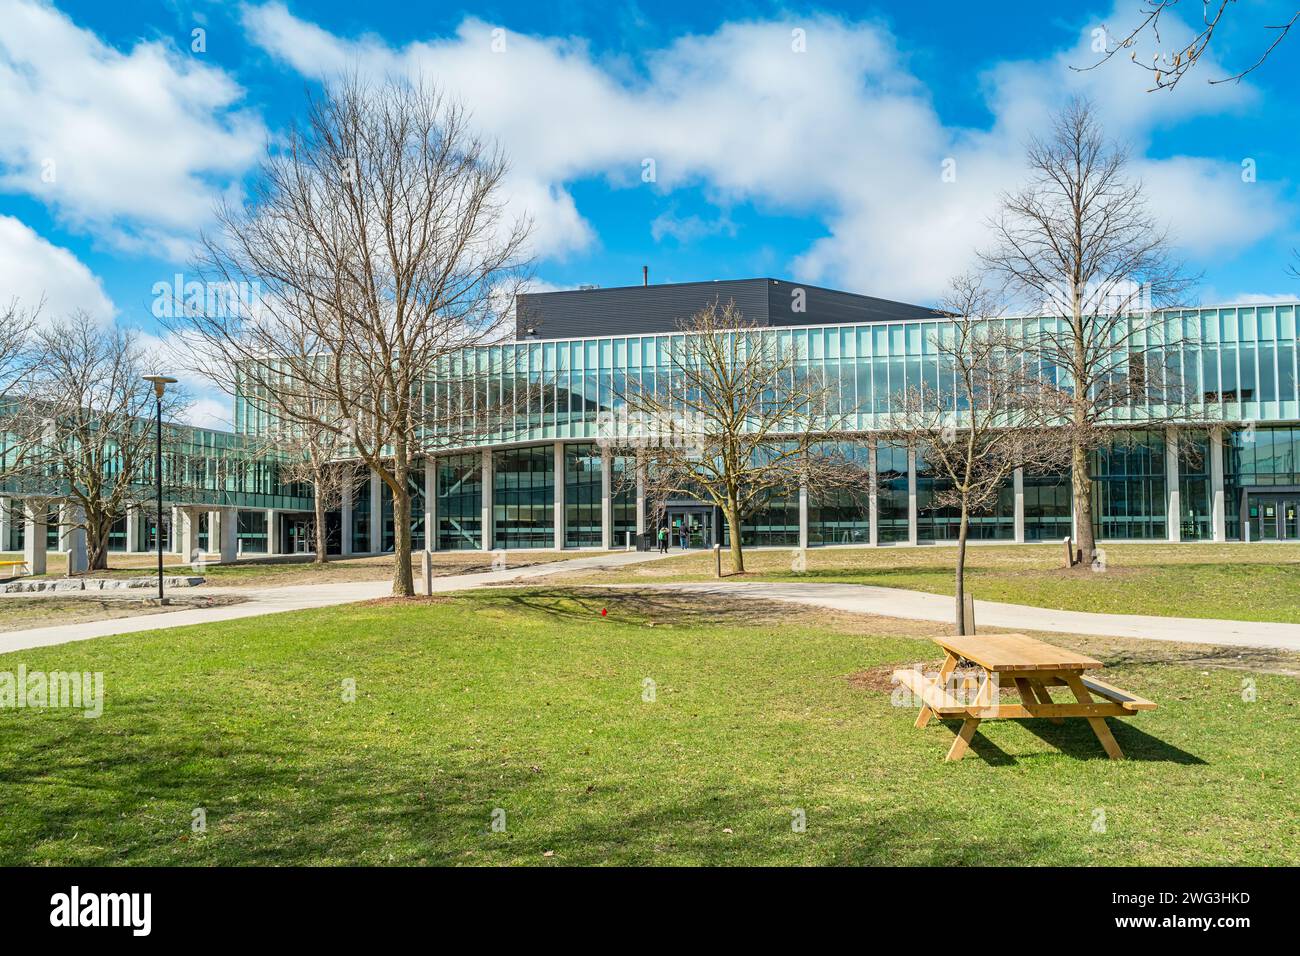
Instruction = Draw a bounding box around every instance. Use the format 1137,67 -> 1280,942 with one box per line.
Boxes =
284,516 -> 314,553
1249,496 -> 1300,541
666,509 -> 712,550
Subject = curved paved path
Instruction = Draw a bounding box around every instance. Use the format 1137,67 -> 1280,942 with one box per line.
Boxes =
596,581 -> 1300,652
0,551 -> 670,654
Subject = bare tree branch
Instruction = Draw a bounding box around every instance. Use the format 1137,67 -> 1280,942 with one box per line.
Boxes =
168,74 -> 532,595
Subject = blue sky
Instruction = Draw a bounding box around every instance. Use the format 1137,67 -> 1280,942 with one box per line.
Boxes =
1,0 -> 1297,426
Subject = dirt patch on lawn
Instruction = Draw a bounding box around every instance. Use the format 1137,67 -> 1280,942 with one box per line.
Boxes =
0,592 -> 247,632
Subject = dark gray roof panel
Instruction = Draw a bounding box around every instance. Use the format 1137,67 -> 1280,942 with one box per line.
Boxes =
515,278 -> 941,340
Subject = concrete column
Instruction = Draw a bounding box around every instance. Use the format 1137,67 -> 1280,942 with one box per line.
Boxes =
368,469 -> 382,553
1165,426 -> 1181,543
1013,467 -> 1025,544
600,448 -> 613,551
868,441 -> 879,547
124,505 -> 139,553
171,507 -> 184,554
180,507 -> 202,563
906,446 -> 918,546
635,459 -> 646,536
0,497 -> 10,552
424,457 -> 437,552
23,500 -> 47,575
340,473 -> 353,557
553,441 -> 565,550
65,503 -> 88,575
219,507 -> 238,563
798,482 -> 809,549
56,503 -> 73,552
1210,426 -> 1226,542
481,450 -> 493,551
266,509 -> 279,555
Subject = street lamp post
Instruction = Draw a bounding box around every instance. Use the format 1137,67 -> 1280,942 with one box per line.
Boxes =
142,375 -> 177,604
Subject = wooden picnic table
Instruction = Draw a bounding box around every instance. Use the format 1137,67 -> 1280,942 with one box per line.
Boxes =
893,633 -> 1156,762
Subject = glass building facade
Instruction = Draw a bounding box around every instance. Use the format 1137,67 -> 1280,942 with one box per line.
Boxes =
8,300 -> 1300,558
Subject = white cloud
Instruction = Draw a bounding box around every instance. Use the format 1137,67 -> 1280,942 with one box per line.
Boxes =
0,214 -> 115,320
0,0 -> 265,256
240,2 -> 1288,305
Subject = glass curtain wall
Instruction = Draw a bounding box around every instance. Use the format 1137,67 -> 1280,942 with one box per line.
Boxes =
564,443 -> 602,548
1091,431 -> 1167,540
808,442 -> 871,545
437,453 -> 482,550
493,446 -> 554,549
876,443 -> 910,543
1177,431 -> 1212,540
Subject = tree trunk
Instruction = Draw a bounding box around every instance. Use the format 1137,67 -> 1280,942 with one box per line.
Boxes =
724,503 -> 744,574
313,492 -> 327,566
1070,439 -> 1094,567
954,500 -> 970,635
390,467 -> 414,597
83,511 -> 110,573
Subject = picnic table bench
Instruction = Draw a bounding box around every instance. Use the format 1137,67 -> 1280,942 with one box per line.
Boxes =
0,559 -> 28,579
893,633 -> 1155,761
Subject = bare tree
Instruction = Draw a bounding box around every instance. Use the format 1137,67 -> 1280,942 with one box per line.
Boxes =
609,299 -> 861,574
172,75 -> 530,595
22,313 -> 184,572
1077,1 -> 1297,90
980,98 -> 1196,566
885,275 -> 1070,634
257,416 -> 354,565
0,298 -> 44,485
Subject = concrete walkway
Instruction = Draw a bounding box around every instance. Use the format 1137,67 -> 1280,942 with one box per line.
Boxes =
598,581 -> 1300,652
0,550 -> 669,654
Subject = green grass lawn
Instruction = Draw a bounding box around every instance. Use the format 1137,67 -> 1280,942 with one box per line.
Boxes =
555,542 -> 1300,623
1,588 -> 1295,865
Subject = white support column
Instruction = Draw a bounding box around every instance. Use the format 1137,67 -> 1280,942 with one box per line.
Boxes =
906,446 -> 918,547
171,507 -> 184,554
0,497 -> 10,552
553,441 -> 565,550
1210,426 -> 1226,542
1165,426 -> 1181,543
1013,467 -> 1025,544
65,503 -> 88,575
368,469 -> 382,554
340,473 -> 354,556
180,507 -> 202,563
868,441 -> 879,547
424,456 -> 437,552
219,507 -> 238,563
124,504 -> 139,553
56,503 -> 73,553
635,459 -> 646,537
266,509 -> 279,555
600,448 -> 613,551
798,482 -> 809,550
481,450 -> 493,551
23,500 -> 47,575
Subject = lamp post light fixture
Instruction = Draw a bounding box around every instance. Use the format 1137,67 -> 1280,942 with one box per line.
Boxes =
142,375 -> 177,604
